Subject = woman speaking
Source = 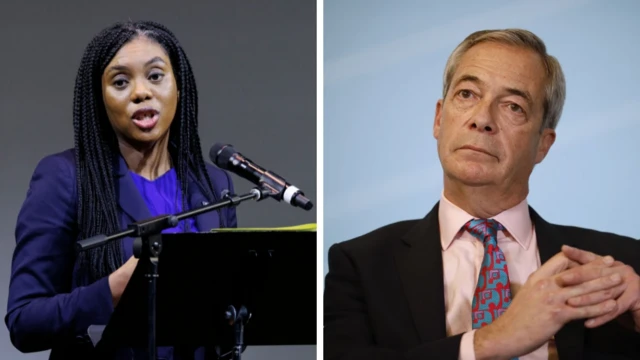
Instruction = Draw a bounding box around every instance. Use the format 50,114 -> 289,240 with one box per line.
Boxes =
6,20 -> 237,359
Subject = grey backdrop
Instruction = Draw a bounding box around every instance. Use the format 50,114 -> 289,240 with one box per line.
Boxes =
0,0 -> 316,359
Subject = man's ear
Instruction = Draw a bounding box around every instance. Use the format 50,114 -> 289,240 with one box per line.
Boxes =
433,99 -> 443,140
535,127 -> 556,164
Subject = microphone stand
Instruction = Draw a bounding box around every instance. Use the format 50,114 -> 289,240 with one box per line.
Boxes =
76,188 -> 270,360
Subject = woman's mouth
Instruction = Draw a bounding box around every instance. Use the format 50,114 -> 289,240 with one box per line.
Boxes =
131,108 -> 160,130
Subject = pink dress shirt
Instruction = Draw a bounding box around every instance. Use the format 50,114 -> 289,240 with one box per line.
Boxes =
438,193 -> 550,360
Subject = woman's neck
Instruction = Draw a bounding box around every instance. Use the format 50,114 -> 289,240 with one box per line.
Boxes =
118,135 -> 172,180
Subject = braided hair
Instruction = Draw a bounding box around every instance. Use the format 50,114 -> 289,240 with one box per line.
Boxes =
73,21 -> 218,284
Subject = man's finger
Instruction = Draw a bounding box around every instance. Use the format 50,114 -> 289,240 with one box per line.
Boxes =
536,252 -> 585,280
583,279 -> 636,328
567,299 -> 618,321
561,272 -> 623,300
567,282 -> 628,306
561,245 -> 602,265
555,256 -> 616,287
584,308 -> 622,328
567,259 -> 583,269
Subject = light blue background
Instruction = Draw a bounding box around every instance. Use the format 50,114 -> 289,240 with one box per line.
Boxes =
324,0 -> 640,274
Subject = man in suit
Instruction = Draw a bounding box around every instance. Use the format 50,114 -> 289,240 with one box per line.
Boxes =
324,28 -> 640,360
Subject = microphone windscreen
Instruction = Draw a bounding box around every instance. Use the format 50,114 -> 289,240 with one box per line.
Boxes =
209,143 -> 236,169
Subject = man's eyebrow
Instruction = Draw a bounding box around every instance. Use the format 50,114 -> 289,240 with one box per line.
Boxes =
504,87 -> 533,108
453,74 -> 533,107
453,74 -> 484,89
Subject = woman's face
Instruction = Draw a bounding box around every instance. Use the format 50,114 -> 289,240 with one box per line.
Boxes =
101,36 -> 179,148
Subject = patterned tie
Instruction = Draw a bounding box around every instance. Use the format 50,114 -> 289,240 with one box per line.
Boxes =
464,219 -> 514,329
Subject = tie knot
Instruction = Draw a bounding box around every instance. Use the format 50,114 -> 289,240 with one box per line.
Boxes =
464,219 -> 504,243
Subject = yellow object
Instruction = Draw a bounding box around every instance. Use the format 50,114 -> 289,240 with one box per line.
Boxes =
210,223 -> 317,232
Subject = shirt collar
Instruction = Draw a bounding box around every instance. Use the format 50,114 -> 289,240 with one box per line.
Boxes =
438,191 -> 533,251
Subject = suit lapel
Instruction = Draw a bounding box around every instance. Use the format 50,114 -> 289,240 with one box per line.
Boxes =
530,207 -> 584,360
394,203 -> 448,342
115,155 -> 152,223
187,173 -> 223,231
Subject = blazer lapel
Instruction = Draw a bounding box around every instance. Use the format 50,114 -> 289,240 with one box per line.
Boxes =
530,207 -> 584,360
187,174 -> 223,231
393,202 -> 448,342
114,155 -> 152,223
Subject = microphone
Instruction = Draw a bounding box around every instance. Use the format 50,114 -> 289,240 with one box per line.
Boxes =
209,143 -> 314,211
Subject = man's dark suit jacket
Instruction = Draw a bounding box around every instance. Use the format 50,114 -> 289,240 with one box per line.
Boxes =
5,148 -> 238,359
324,202 -> 640,360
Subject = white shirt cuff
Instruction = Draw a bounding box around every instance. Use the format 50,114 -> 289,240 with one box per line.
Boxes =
458,330 -> 477,360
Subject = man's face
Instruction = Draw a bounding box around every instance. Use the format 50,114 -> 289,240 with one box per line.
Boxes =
434,41 -> 556,192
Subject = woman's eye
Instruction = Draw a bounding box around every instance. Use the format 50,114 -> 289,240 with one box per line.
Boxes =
113,79 -> 127,88
149,73 -> 164,81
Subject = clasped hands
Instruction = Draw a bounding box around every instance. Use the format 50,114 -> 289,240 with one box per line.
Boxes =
474,245 -> 640,359
557,245 -> 640,331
